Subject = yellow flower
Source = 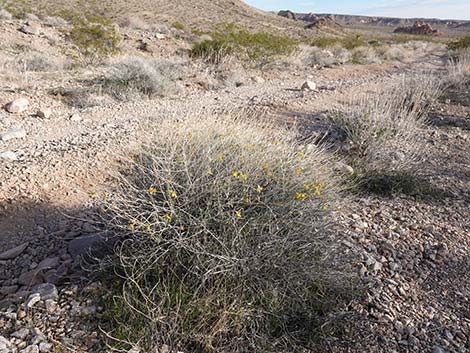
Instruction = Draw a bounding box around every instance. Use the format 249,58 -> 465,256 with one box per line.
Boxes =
235,210 -> 242,218
304,184 -> 311,191
148,187 -> 157,194
240,172 -> 248,181
164,213 -> 172,221
295,192 -> 308,201
256,185 -> 264,193
297,152 -> 305,158
170,190 -> 177,198
266,171 -> 273,177
218,153 -> 223,161
129,219 -> 137,231
232,171 -> 239,178
243,197 -> 251,204
207,168 -> 213,175
179,225 -> 186,231
295,168 -> 303,175
146,224 -> 151,232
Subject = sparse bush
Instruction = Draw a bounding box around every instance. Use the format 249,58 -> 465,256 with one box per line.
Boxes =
311,35 -> 366,50
448,36 -> 470,51
43,15 -> 68,27
0,8 -> 12,20
294,44 -> 348,68
190,23 -> 297,64
350,46 -> 381,64
380,44 -> 408,62
17,52 -> 67,72
171,21 -> 185,30
102,113 -> 351,352
49,86 -> 101,109
103,56 -> 183,100
327,73 -> 442,177
448,49 -> 470,85
69,14 -> 120,60
119,16 -> 149,30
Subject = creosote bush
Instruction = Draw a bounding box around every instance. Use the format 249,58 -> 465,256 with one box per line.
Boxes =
190,23 -> 297,64
448,36 -> 470,51
103,56 -> 183,100
102,113 -> 351,352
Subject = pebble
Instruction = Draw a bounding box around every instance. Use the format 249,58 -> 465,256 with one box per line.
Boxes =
26,293 -> 41,308
70,113 -> 82,122
301,80 -> 316,91
0,127 -> 27,141
31,283 -> 58,301
5,98 -> 29,113
37,108 -> 52,119
0,242 -> 29,260
11,328 -> 29,340
0,150 -> 17,161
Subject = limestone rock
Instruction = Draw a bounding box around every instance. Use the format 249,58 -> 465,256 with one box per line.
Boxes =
5,98 -> 29,113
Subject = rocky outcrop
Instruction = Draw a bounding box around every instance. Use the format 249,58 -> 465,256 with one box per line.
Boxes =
393,20 -> 441,36
277,10 -> 296,20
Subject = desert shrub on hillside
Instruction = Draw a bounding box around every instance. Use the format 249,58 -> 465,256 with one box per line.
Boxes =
17,52 -> 68,72
103,56 -> 183,100
448,49 -> 470,85
190,23 -> 297,64
69,14 -> 120,60
350,46 -> 381,64
448,35 -> 470,51
328,74 -> 441,180
0,8 -> 12,20
102,113 -> 351,352
311,35 -> 366,50
43,15 -> 68,27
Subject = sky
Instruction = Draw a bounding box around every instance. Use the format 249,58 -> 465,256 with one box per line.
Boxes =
243,0 -> 470,20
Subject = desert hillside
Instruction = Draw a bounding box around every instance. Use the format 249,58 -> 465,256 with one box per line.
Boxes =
0,1 -> 469,353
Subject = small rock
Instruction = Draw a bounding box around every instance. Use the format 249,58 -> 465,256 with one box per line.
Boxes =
0,150 -> 17,161
44,299 -> 57,314
335,161 -> 354,175
11,328 -> 30,340
18,269 -> 44,286
5,98 -> 29,113
20,22 -> 41,35
68,234 -> 103,258
251,76 -> 265,84
156,33 -> 165,40
36,108 -> 52,119
31,283 -> 58,301
0,285 -> 19,295
20,345 -> 39,353
38,342 -> 52,352
0,242 -> 28,260
433,347 -> 445,353
36,257 -> 60,270
26,293 -> 41,308
301,80 -> 316,91
70,113 -> 81,122
0,127 -> 27,141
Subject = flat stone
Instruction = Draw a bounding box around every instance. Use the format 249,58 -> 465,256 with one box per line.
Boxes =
20,22 -> 41,35
11,328 -> 30,340
36,257 -> 60,270
0,242 -> 28,260
20,345 -> 39,353
0,285 -> 18,295
0,127 -> 27,141
68,234 -> 103,258
70,113 -> 81,122
18,269 -> 44,286
0,150 -> 17,161
38,342 -> 52,352
5,98 -> 29,113
31,283 -> 58,301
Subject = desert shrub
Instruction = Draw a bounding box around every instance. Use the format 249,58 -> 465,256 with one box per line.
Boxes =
448,36 -> 470,51
103,56 -> 183,100
119,16 -> 149,30
0,8 -> 12,20
190,23 -> 297,64
327,73 -> 441,177
49,86 -> 102,108
293,45 -> 349,68
17,52 -> 67,72
350,46 -> 381,64
380,44 -> 408,62
171,21 -> 185,30
311,35 -> 366,50
102,113 -> 351,352
43,15 -> 68,27
69,14 -> 120,60
448,49 -> 470,85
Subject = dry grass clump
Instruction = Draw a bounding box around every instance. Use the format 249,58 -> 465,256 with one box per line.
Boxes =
43,15 -> 68,27
350,46 -> 381,64
102,113 -> 352,352
448,49 -> 470,85
328,73 -> 442,177
103,56 -> 184,100
17,52 -> 68,72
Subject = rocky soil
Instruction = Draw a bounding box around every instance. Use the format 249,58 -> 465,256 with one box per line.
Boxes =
0,14 -> 469,353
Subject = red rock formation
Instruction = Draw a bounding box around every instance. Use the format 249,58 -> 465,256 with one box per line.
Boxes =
393,20 -> 441,36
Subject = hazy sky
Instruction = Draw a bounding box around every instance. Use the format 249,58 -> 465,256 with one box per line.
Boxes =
243,0 -> 470,20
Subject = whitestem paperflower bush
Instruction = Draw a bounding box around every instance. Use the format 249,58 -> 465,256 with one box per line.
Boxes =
102,112 -> 351,352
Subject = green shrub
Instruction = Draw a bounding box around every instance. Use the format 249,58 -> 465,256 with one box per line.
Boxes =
102,113 -> 351,352
190,23 -> 297,64
171,21 -> 185,30
448,36 -> 470,51
69,14 -> 120,59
